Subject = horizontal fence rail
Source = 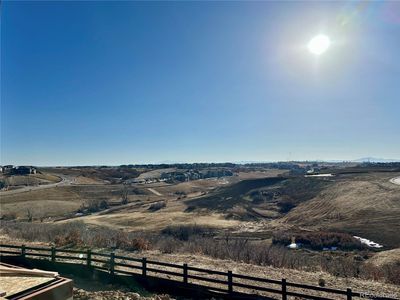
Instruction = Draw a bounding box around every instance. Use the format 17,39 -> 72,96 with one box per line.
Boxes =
0,244 -> 398,300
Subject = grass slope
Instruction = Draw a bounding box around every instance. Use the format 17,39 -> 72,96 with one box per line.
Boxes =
279,173 -> 400,248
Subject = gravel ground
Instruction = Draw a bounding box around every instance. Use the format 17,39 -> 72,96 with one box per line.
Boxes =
73,289 -> 174,300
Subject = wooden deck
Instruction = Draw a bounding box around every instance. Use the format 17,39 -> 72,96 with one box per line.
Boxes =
0,263 -> 72,300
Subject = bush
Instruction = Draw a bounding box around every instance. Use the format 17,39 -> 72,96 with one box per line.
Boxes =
277,200 -> 295,213
0,180 -> 6,189
0,221 -> 151,252
148,201 -> 166,211
129,237 -> 151,251
54,229 -> 84,247
272,231 -> 365,251
86,199 -> 109,213
0,212 -> 17,221
2,221 -> 398,285
318,278 -> 326,287
161,224 -> 213,241
1,221 -> 87,244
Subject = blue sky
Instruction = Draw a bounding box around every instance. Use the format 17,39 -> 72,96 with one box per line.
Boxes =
1,1 -> 399,165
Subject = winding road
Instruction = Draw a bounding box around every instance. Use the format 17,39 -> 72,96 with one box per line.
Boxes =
0,174 -> 74,196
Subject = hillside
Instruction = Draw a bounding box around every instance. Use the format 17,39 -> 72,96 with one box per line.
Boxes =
0,235 -> 399,298
278,172 -> 400,248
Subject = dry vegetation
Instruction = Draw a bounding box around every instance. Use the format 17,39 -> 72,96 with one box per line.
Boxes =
0,173 -> 60,187
272,231 -> 366,251
1,221 -> 400,288
40,166 -> 142,183
279,172 -> 400,248
1,166 -> 399,294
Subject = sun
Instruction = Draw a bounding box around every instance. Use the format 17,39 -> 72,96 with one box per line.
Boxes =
307,34 -> 331,55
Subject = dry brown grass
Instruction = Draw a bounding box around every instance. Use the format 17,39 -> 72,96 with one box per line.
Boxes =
367,248 -> 400,267
73,175 -> 106,185
0,184 -> 150,220
72,205 -> 240,232
0,174 -> 60,187
154,177 -> 239,197
236,169 -> 287,179
278,172 -> 400,248
2,220 -> 399,287
0,186 -> 82,219
139,250 -> 400,297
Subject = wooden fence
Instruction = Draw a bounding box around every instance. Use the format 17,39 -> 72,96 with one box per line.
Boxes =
0,244 -> 397,300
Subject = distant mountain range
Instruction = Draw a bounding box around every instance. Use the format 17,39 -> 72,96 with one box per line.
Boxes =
235,158 -> 400,164
351,157 -> 400,163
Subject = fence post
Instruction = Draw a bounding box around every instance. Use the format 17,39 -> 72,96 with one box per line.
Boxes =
21,245 -> 26,258
86,249 -> 91,267
51,247 -> 56,263
142,257 -> 147,277
110,252 -> 115,275
228,270 -> 233,294
347,288 -> 352,300
183,263 -> 188,284
282,278 -> 287,300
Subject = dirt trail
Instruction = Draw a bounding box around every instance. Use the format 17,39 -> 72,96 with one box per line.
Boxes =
147,188 -> 162,196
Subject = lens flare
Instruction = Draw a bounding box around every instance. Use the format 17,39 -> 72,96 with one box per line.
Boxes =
308,35 -> 331,55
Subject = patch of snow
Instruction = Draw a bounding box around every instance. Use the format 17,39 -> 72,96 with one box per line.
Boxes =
305,174 -> 334,177
353,236 -> 383,248
218,178 -> 229,185
389,176 -> 400,186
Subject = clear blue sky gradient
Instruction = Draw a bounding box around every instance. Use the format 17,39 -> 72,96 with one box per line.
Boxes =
1,1 -> 399,165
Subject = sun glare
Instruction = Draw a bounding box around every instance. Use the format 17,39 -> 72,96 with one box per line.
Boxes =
308,34 -> 331,55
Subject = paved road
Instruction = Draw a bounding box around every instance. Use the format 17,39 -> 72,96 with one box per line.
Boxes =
0,174 -> 74,196
390,176 -> 400,185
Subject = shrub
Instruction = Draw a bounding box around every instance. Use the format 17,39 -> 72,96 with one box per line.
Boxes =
2,221 -> 398,285
318,278 -> 326,287
161,224 -> 213,241
157,237 -> 182,254
129,237 -> 150,251
86,199 -> 109,213
277,200 -> 296,213
54,229 -> 83,247
1,221 -> 87,245
0,180 -> 6,189
0,221 -> 151,252
148,201 -> 166,211
272,231 -> 365,251
1,212 -> 17,221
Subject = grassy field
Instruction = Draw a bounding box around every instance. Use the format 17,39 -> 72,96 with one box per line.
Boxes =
279,172 -> 400,248
0,173 -> 61,187
0,184 -> 153,220
1,166 -> 400,289
1,167 -> 399,250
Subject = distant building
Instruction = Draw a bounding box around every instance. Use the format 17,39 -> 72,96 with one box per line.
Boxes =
306,167 -> 320,175
1,165 -> 14,174
2,165 -> 37,175
15,166 -> 37,175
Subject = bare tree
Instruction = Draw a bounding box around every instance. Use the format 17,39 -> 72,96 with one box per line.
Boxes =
26,209 -> 33,222
121,187 -> 129,205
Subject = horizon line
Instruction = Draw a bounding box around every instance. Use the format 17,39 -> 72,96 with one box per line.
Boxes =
2,158 -> 400,168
